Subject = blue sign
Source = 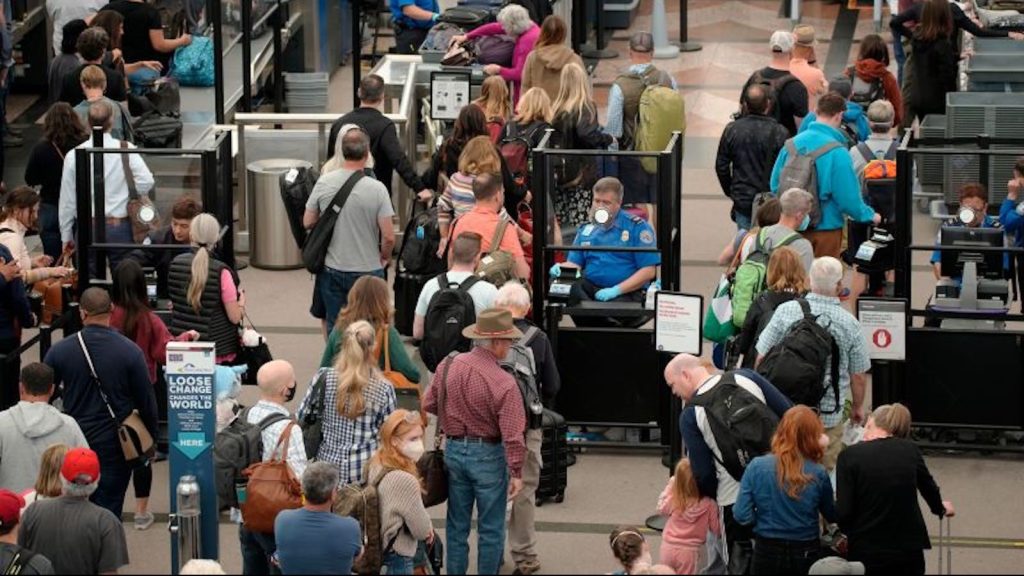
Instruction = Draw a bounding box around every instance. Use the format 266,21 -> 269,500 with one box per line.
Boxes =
167,342 -> 218,574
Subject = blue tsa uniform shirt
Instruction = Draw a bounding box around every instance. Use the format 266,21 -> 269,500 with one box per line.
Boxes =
391,0 -> 439,28
568,211 -> 661,288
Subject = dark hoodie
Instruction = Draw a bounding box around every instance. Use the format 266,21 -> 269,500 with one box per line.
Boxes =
850,59 -> 903,126
522,44 -> 584,103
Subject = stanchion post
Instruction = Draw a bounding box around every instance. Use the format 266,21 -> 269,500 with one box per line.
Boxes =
272,0 -> 284,113
352,0 -> 362,108
209,0 -> 225,124
241,0 -> 252,112
673,0 -> 702,52
581,0 -> 618,59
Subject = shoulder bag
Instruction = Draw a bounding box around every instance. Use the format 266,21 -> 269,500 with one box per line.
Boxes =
299,370 -> 329,460
475,214 -> 517,286
120,140 -> 162,243
376,324 -> 425,421
241,421 -> 303,534
417,354 -> 454,507
302,171 -> 364,274
76,333 -> 155,467
237,312 -> 273,385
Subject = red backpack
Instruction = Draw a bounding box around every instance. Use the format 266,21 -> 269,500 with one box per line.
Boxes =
499,122 -> 543,201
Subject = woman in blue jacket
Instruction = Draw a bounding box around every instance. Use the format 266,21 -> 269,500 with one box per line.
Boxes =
734,405 -> 836,575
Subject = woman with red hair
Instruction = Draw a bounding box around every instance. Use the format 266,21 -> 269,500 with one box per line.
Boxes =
365,409 -> 436,574
733,405 -> 836,574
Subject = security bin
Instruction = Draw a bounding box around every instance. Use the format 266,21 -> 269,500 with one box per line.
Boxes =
247,159 -> 311,269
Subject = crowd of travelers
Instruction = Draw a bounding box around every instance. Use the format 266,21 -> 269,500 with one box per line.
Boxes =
0,0 -> 1019,573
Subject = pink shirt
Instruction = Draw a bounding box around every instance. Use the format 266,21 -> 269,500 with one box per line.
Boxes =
657,488 -> 721,548
789,59 -> 826,103
466,22 -> 540,103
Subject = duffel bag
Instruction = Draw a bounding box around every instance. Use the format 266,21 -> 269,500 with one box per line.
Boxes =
475,34 -> 515,67
172,35 -> 215,87
132,111 -> 183,148
440,6 -> 493,30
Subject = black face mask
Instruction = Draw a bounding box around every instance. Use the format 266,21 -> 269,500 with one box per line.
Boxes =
283,384 -> 296,403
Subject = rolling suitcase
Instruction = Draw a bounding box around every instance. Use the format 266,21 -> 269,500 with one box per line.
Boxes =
937,516 -> 952,575
394,271 -> 431,338
536,409 -> 568,506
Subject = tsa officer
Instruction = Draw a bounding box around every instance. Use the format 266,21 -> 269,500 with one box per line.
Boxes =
551,177 -> 660,327
390,0 -> 441,54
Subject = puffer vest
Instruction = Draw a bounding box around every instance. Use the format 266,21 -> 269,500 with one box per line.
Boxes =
167,251 -> 239,357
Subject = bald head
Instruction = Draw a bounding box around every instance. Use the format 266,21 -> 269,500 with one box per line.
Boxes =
664,354 -> 714,401
743,84 -> 770,116
257,360 -> 297,404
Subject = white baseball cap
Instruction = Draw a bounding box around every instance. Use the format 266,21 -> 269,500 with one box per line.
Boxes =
809,557 -> 866,575
770,30 -> 795,53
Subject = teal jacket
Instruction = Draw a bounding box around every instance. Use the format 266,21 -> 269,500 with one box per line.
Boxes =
770,122 -> 876,232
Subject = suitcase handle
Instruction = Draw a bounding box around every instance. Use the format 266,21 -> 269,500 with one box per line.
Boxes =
938,516 -> 952,575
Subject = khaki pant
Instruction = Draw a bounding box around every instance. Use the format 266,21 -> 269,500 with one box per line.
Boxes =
508,428 -> 543,566
823,422 -> 846,472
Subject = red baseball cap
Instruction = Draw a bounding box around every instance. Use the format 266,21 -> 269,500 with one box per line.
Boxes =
61,447 -> 100,484
0,489 -> 25,530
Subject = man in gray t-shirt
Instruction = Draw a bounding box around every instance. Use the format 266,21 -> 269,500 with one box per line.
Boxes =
742,188 -> 815,272
18,448 -> 128,575
304,127 -> 396,328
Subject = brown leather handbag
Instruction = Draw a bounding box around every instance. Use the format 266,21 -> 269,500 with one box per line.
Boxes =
120,140 -> 161,243
376,324 -> 425,421
31,246 -> 77,325
241,421 -> 303,533
417,354 -> 452,507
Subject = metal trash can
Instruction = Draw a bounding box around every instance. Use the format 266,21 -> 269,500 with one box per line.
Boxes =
247,159 -> 310,269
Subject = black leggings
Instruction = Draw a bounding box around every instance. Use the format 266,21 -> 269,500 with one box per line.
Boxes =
133,460 -> 152,499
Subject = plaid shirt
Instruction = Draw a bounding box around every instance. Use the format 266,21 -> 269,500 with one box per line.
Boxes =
246,401 -> 308,479
423,346 -> 527,478
755,293 -> 872,428
298,367 -> 396,485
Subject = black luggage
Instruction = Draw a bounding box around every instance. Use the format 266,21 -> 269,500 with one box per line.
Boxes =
131,111 -> 183,149
536,409 -> 567,506
394,271 -> 431,338
440,6 -> 493,30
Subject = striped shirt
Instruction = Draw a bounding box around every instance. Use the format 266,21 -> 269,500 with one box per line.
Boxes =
299,368 -> 396,485
755,293 -> 872,427
437,171 -> 477,228
423,346 -> 527,477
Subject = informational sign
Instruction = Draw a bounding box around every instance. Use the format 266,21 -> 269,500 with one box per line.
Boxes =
654,292 -> 703,355
166,342 -> 218,573
857,298 -> 907,361
430,71 -> 471,121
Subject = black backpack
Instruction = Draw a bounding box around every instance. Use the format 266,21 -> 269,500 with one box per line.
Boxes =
280,165 -> 320,251
756,299 -> 841,413
743,69 -> 800,125
420,274 -> 480,372
687,372 -> 779,482
213,408 -> 289,510
398,204 -> 445,276
302,172 -> 364,274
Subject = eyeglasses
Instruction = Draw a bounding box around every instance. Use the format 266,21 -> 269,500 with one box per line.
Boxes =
400,410 -> 422,425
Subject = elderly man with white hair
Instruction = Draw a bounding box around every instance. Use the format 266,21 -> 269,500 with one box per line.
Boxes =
19,447 -> 129,574
493,281 -> 560,575
755,256 -> 872,471
450,4 -> 540,103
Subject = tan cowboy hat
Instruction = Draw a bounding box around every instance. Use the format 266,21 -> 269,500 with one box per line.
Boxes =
462,309 -> 524,340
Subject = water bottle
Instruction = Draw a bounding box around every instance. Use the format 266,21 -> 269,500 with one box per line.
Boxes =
416,225 -> 425,240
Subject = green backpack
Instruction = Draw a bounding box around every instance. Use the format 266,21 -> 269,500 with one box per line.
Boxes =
730,228 -> 800,328
635,83 -> 686,174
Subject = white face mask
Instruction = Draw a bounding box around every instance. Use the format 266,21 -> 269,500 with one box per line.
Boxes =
399,439 -> 425,462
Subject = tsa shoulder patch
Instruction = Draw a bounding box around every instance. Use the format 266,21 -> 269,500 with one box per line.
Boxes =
639,229 -> 654,244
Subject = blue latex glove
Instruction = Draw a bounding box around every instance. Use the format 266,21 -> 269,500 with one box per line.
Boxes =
595,285 -> 622,302
549,263 -> 561,278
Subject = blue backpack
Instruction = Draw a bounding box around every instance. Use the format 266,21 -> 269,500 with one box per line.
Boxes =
172,36 -> 214,87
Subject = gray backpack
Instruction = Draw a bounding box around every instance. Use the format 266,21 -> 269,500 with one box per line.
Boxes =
776,138 -> 842,229
500,327 -> 544,429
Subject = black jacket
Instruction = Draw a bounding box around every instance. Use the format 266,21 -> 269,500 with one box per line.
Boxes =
837,438 -> 946,559
908,37 -> 958,119
715,114 -> 789,219
327,107 -> 426,194
127,227 -> 193,299
735,289 -> 800,368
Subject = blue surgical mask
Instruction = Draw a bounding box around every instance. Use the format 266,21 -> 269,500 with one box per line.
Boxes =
798,214 -> 811,232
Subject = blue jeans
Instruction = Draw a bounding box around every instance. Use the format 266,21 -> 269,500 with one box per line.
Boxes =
318,267 -> 385,329
38,203 -> 62,263
89,447 -> 131,519
444,440 -> 509,575
128,67 -> 161,96
239,525 -> 280,575
733,210 -> 752,232
383,551 -> 415,575
894,36 -> 907,86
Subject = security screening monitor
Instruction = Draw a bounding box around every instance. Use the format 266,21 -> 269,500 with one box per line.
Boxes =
934,224 -> 1009,323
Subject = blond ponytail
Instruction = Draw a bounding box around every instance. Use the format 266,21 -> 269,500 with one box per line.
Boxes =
334,320 -> 376,418
186,213 -> 222,311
